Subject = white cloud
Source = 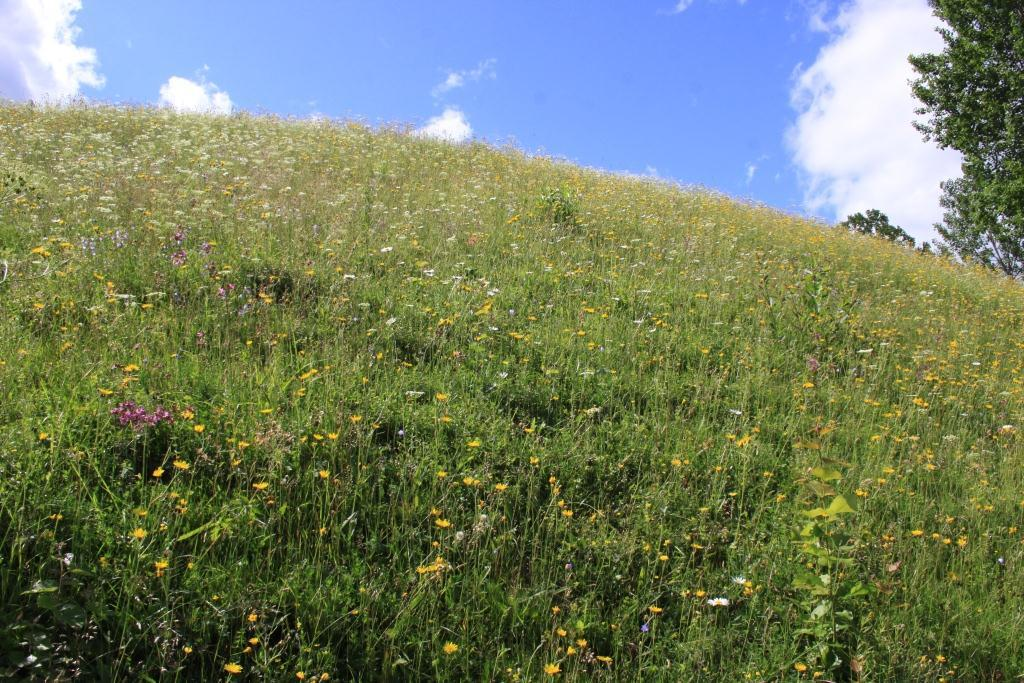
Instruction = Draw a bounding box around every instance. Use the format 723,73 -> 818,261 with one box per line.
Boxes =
432,58 -> 496,98
745,163 -> 758,185
789,0 -> 962,242
0,0 -> 103,101
158,73 -> 232,115
671,0 -> 695,12
414,107 -> 472,143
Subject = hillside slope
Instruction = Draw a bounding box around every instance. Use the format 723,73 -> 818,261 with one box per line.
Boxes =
1,105 -> 1022,681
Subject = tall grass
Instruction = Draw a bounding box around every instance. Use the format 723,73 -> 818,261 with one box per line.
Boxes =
0,103 -> 1021,681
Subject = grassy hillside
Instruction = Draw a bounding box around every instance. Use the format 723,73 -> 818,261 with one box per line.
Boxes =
1,104 -> 1022,681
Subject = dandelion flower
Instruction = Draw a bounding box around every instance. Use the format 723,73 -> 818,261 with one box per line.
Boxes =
543,663 -> 561,675
224,663 -> 243,674
442,642 -> 459,655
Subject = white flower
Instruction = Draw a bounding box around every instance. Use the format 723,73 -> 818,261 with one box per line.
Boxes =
707,597 -> 730,607
731,575 -> 746,585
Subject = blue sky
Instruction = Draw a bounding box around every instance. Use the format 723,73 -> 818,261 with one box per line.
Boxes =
1,0 -> 962,242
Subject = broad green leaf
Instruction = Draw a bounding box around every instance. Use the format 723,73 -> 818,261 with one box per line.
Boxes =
826,494 -> 856,516
810,466 -> 842,482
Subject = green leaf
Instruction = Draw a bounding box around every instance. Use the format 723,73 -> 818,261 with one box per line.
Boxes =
21,580 -> 57,595
826,494 -> 856,516
810,466 -> 842,482
175,518 -> 221,543
804,479 -> 836,498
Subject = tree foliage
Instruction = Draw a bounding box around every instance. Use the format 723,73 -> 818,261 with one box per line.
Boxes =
839,209 -> 915,247
909,1 -> 1024,277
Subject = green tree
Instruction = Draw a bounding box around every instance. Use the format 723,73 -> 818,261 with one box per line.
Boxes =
839,209 -> 915,247
909,1 -> 1024,277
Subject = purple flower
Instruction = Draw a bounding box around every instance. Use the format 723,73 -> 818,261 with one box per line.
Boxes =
200,241 -> 213,254
111,401 -> 174,429
170,250 -> 187,267
641,623 -> 650,633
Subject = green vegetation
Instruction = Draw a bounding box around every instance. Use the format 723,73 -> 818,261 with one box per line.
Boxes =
1,104 -> 1022,681
839,209 -> 916,248
910,0 -> 1024,277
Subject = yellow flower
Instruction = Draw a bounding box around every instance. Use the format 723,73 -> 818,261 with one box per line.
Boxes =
596,655 -> 612,664
224,663 -> 243,674
319,469 -> 330,479
494,483 -> 508,492
173,459 -> 190,471
543,663 -> 561,675
911,529 -> 924,537
296,673 -> 307,681
442,642 -> 459,655
349,414 -> 362,423
131,527 -> 147,540
435,392 -> 449,401
466,438 -> 481,448
152,466 -> 165,478
193,424 -> 205,433
794,662 -> 808,672
648,605 -> 663,614
435,518 -> 452,528
252,482 -> 270,491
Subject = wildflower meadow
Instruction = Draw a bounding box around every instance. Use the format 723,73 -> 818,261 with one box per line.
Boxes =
0,104 -> 1022,681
